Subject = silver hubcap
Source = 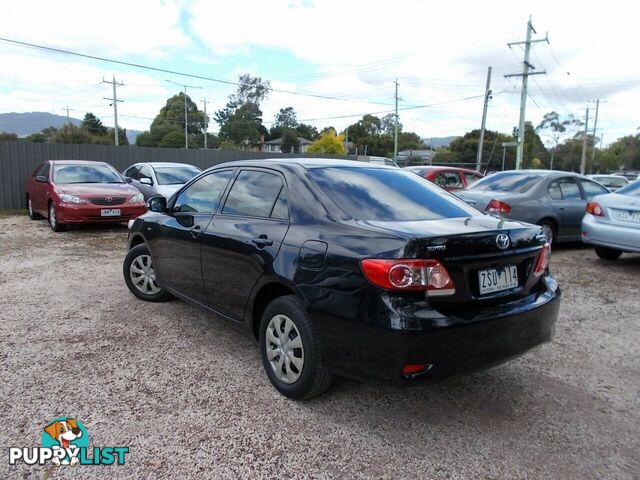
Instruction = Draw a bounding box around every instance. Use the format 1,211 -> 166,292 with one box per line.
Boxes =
49,205 -> 56,228
28,199 -> 33,216
130,255 -> 161,295
541,224 -> 553,244
265,314 -> 304,384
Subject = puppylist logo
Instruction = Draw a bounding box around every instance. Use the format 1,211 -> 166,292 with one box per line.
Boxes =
8,417 -> 129,466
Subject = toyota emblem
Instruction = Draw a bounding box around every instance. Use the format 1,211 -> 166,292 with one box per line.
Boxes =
105,196 -> 113,202
496,233 -> 510,250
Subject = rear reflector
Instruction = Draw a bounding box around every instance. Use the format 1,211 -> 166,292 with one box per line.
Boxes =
486,199 -> 511,215
361,259 -> 455,295
402,364 -> 427,376
533,242 -> 551,277
586,202 -> 604,216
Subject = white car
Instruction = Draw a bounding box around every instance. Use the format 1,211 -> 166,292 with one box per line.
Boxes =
585,174 -> 629,192
123,162 -> 201,200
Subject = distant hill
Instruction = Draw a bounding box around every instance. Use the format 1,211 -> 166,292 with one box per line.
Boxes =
421,136 -> 458,148
0,111 -> 140,144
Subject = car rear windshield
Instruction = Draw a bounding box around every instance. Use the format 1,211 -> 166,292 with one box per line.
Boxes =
468,172 -> 542,193
53,164 -> 123,184
155,166 -> 201,185
308,167 -> 477,221
616,180 -> 640,196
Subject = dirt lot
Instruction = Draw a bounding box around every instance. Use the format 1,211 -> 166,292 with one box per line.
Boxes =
0,214 -> 638,479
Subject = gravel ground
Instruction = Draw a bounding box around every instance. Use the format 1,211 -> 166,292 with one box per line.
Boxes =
0,214 -> 638,479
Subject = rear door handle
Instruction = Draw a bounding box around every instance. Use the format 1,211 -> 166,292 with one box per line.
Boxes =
191,225 -> 202,238
252,235 -> 273,247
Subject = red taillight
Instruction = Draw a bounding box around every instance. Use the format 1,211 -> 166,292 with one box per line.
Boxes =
533,243 -> 551,277
586,202 -> 604,216
360,259 -> 455,296
402,364 -> 427,376
486,199 -> 511,215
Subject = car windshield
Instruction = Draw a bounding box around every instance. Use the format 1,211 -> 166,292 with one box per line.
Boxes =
154,166 -> 201,185
468,172 -> 542,193
53,164 -> 123,184
308,167 -> 478,221
616,180 -> 640,196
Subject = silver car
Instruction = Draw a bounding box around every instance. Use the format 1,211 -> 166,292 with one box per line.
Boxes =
582,180 -> 640,259
585,174 -> 629,192
123,162 -> 201,200
456,170 -> 610,245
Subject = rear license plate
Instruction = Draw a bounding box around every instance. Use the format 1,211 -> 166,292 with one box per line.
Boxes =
614,210 -> 640,223
478,265 -> 518,295
101,209 -> 121,217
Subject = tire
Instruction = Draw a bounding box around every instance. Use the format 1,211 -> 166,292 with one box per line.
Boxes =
27,196 -> 41,220
595,246 -> 622,261
48,202 -> 66,232
259,295 -> 334,399
538,220 -> 556,246
123,244 -> 173,302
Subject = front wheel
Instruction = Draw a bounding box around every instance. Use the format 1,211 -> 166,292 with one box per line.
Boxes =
123,244 -> 173,302
48,202 -> 65,232
259,295 -> 334,399
595,246 -> 622,260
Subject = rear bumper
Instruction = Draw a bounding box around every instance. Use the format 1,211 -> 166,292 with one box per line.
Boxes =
314,276 -> 560,382
582,214 -> 640,253
56,202 -> 147,224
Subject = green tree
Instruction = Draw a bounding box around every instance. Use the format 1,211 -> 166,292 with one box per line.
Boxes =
0,131 -> 18,141
381,113 -> 401,136
536,111 -> 583,169
81,112 -> 108,136
602,134 -> 640,170
25,132 -> 47,142
307,128 -> 345,155
280,128 -> 299,153
269,107 -> 299,140
158,130 -> 186,148
51,124 -> 94,144
296,123 -> 319,141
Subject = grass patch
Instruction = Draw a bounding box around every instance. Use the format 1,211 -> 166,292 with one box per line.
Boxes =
0,209 -> 27,218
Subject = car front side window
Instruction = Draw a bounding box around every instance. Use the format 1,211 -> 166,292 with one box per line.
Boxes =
173,170 -> 233,214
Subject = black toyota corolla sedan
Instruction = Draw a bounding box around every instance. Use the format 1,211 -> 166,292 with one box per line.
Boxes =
123,159 -> 560,399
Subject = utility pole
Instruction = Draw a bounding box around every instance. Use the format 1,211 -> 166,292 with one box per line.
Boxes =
63,106 -> 71,124
476,66 -> 492,172
505,16 -> 548,170
166,79 -> 202,149
580,106 -> 590,175
590,99 -> 603,165
103,75 -> 124,145
201,97 -> 210,149
394,78 -> 399,161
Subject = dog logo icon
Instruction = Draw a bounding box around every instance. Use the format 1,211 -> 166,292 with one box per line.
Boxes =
42,418 -> 88,466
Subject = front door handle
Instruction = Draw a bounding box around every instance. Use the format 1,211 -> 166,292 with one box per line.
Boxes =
191,225 -> 202,239
252,235 -> 273,247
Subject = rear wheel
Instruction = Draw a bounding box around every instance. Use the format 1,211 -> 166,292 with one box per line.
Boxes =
48,202 -> 66,232
27,197 -> 41,220
595,246 -> 622,260
538,220 -> 556,245
123,244 -> 173,302
259,295 -> 334,399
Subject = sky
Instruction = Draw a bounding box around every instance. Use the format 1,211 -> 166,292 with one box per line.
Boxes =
0,0 -> 638,148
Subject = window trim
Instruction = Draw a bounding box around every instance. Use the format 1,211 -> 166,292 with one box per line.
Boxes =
218,167 -> 290,221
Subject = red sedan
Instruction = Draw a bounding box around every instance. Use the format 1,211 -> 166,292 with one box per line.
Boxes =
404,166 -> 484,191
26,160 -> 147,232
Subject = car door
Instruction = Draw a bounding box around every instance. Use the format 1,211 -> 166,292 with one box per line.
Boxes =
136,165 -> 157,199
549,177 -> 585,239
202,168 -> 290,320
29,162 -> 49,213
124,165 -> 141,189
152,170 -> 234,304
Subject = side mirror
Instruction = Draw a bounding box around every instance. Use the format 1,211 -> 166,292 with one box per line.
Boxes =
148,196 -> 167,213
124,176 -> 133,183
140,177 -> 153,186
35,175 -> 48,183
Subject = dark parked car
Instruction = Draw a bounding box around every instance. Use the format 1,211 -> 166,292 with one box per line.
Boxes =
456,170 -> 610,245
123,159 -> 560,399
26,160 -> 146,232
404,166 -> 484,191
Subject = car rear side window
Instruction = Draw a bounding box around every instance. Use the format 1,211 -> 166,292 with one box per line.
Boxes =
558,178 -> 581,199
173,170 -> 233,213
271,187 -> 289,220
222,170 -> 284,218
581,180 -> 609,200
548,181 -> 563,200
308,167 -> 477,222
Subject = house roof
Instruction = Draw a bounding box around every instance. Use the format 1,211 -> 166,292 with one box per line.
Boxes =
397,149 -> 434,157
264,136 -> 312,145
